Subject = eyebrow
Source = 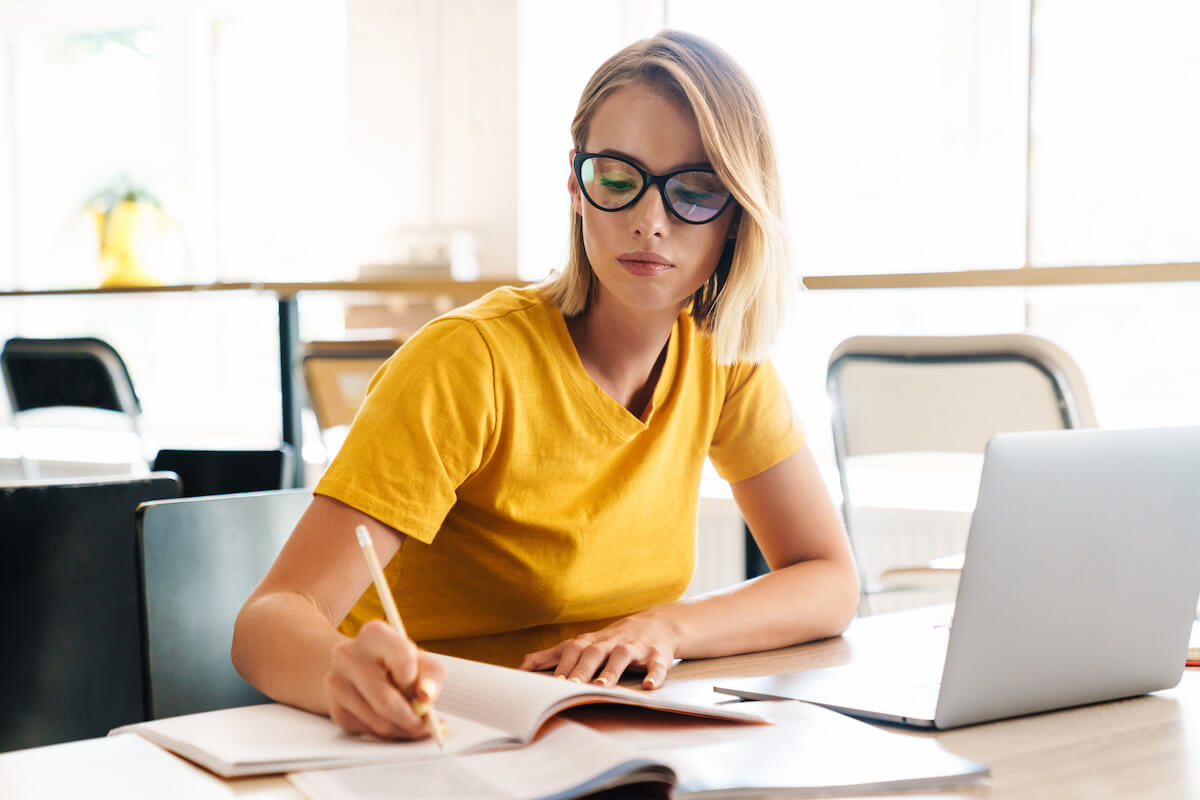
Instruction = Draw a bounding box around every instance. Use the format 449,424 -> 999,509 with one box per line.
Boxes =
595,148 -> 713,173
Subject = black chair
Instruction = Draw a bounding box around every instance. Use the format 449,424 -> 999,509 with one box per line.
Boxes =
0,336 -> 141,418
1,337 -> 147,476
135,489 -> 310,719
151,446 -> 296,498
0,473 -> 180,751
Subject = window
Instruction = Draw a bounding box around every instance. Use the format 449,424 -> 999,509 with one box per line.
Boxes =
668,0 -> 1200,488
0,2 -> 347,465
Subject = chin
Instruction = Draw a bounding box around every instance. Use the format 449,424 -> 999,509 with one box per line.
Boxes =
611,285 -> 694,316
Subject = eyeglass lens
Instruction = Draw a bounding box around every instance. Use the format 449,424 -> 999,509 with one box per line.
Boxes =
579,156 -> 730,223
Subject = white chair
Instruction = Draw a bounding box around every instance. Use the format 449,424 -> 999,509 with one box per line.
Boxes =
826,334 -> 1097,615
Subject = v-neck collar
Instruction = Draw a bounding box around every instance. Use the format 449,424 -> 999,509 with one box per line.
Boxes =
543,297 -> 682,442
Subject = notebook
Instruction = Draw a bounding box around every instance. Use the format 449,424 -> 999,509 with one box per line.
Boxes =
110,653 -> 764,777
288,701 -> 990,800
716,426 -> 1200,729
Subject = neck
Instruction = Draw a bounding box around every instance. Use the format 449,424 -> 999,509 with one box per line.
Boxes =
565,293 -> 680,417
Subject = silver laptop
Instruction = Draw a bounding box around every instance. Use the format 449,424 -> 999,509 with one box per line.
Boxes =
716,426 -> 1200,729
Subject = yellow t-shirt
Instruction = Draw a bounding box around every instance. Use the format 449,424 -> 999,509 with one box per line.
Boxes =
315,286 -> 804,666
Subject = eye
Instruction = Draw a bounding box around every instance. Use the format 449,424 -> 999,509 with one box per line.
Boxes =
597,174 -> 638,193
676,189 -> 717,205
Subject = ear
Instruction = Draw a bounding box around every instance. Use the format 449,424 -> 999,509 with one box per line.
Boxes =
567,149 -> 581,215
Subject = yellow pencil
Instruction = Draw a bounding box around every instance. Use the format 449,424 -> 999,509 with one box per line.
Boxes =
354,524 -> 445,748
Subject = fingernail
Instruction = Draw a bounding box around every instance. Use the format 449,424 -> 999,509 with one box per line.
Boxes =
594,676 -> 608,686
418,677 -> 439,699
555,674 -> 567,680
412,699 -> 429,715
643,678 -> 657,689
568,676 -> 582,684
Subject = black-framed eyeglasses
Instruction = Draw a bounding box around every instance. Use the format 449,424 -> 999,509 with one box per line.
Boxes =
572,152 -> 734,225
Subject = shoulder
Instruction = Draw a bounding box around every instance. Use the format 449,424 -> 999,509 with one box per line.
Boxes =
439,285 -> 547,327
675,309 -> 760,389
400,285 -> 545,350
420,284 -> 561,362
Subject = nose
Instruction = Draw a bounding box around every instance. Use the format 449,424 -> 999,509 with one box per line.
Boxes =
631,183 -> 670,239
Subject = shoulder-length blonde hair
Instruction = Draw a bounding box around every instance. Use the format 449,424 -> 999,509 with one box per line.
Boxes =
540,29 -> 792,365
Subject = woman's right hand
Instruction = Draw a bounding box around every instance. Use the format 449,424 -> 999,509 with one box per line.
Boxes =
323,619 -> 448,739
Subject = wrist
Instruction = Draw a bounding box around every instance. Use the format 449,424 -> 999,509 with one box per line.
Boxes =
639,601 -> 690,658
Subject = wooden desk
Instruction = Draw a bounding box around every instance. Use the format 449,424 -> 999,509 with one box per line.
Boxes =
2,605 -> 1196,798
668,606 -> 1200,798
0,280 -> 514,485
801,261 -> 1200,290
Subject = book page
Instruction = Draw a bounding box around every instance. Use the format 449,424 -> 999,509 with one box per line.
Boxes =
571,700 -> 989,797
110,703 -> 517,777
432,654 -> 764,742
289,720 -> 674,800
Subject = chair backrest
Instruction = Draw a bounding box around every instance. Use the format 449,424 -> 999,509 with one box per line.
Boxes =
135,488 -> 310,719
827,334 -> 1096,462
826,334 -> 1097,612
150,446 -> 295,498
301,339 -> 401,431
1,337 -> 141,416
0,473 -> 180,751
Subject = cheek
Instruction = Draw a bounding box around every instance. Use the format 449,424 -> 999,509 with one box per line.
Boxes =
688,227 -> 733,274
579,207 -> 616,256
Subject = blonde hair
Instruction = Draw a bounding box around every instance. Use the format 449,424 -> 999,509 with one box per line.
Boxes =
540,29 -> 792,364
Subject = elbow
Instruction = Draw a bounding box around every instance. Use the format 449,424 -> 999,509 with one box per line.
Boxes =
229,601 -> 256,682
818,558 -> 861,640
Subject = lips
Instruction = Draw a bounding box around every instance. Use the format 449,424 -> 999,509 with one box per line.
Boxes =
617,251 -> 673,276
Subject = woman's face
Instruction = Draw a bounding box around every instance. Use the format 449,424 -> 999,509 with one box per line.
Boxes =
568,82 -> 737,320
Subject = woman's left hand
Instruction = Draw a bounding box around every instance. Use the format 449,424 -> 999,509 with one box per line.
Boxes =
517,611 -> 680,690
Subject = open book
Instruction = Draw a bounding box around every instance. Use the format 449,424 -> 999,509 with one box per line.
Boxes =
288,702 -> 990,800
109,654 -> 764,777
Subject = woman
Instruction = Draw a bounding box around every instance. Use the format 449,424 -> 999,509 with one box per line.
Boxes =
232,29 -> 859,741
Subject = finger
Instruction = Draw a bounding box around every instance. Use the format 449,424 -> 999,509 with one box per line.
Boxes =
593,642 -> 637,687
641,649 -> 672,690
328,702 -> 373,736
354,671 -> 426,736
552,638 -> 589,680
326,670 -> 418,739
358,620 -> 421,692
330,632 -> 426,737
413,653 -> 447,703
567,641 -> 613,684
518,644 -> 563,672
323,673 -> 374,736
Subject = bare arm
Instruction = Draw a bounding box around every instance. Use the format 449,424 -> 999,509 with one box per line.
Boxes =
231,495 -> 445,738
519,445 -> 860,686
671,443 -> 860,655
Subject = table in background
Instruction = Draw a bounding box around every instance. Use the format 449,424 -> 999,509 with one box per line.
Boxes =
3,605 -> 1196,798
0,280 -> 514,486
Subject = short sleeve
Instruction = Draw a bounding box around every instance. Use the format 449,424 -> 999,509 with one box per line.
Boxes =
707,359 -> 805,483
314,318 -> 496,543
